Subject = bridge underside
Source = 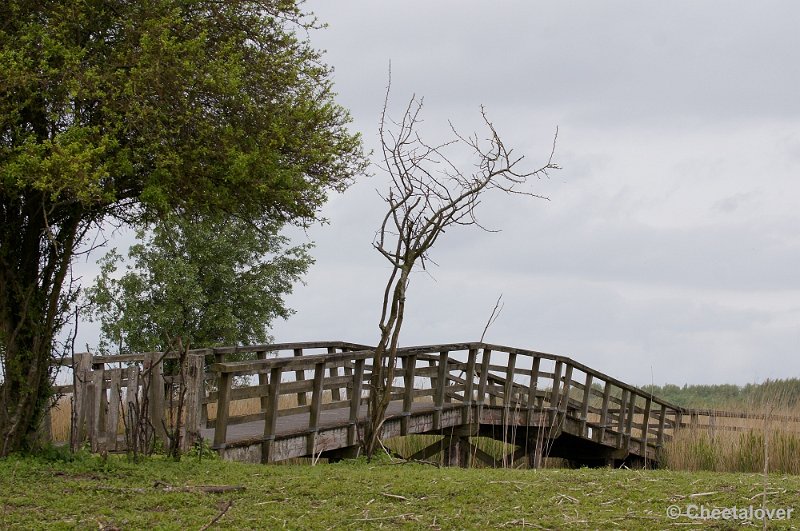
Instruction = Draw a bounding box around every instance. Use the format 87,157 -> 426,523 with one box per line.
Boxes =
203,400 -> 659,468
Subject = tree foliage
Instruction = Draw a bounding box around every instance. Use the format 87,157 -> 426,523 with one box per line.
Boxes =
85,214 -> 311,354
0,0 -> 366,455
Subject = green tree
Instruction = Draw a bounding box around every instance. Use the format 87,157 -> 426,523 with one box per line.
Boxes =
0,0 -> 366,455
85,213 -> 311,354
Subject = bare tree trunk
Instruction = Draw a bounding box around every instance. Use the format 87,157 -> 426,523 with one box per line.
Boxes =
362,75 -> 557,459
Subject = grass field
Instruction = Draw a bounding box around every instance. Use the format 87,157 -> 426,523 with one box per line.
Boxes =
2,453 -> 799,529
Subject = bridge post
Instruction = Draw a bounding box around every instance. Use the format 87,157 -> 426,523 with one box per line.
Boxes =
598,382 -> 611,444
640,396 -> 652,454
559,364 -> 573,417
213,371 -> 232,449
616,388 -> 628,449
144,351 -> 167,445
476,349 -> 491,408
347,359 -> 364,447
401,354 -> 417,435
307,362 -> 326,455
502,352 -> 517,426
624,391 -> 635,453
261,367 -> 282,463
526,357 -> 541,427
580,374 -> 593,438
327,347 -> 341,402
443,436 -> 470,468
462,348 -> 477,426
183,353 -> 205,452
549,361 -> 563,427
293,348 -> 307,406
656,404 -> 668,448
433,352 -> 448,430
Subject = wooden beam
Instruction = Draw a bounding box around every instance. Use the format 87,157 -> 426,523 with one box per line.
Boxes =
261,367 -> 282,464
401,354 -> 417,435
476,349 -> 492,406
293,348 -> 307,406
433,351 -> 448,430
213,372 -> 232,449
348,359 -> 365,446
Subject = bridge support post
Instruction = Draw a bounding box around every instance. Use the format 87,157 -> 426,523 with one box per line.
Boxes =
443,436 -> 470,468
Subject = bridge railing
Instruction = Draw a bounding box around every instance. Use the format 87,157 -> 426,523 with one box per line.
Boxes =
49,341 -> 370,453
209,342 -> 688,461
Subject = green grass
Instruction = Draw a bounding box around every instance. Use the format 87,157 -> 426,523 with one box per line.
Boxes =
2,454 -> 800,529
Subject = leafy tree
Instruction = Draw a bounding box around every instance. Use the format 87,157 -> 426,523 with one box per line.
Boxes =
85,213 -> 311,354
0,0 -> 366,455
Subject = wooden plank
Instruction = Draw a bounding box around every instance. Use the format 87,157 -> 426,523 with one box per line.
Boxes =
641,396 -> 652,450
106,369 -> 122,451
503,352 -> 517,409
559,364 -> 573,412
144,352 -> 167,444
348,359 -> 365,446
550,361 -> 564,409
213,372 -> 232,448
327,347 -> 342,402
261,367 -> 282,463
625,391 -> 636,451
183,353 -> 205,451
462,348 -> 477,425
307,362 -> 325,455
526,356 -> 541,425
256,351 -> 269,415
580,374 -> 593,437
656,404 -> 668,447
476,349 -> 492,405
401,354 -> 417,435
433,351 -> 448,430
125,364 -> 140,442
71,352 -> 92,450
293,348 -> 307,406
598,382 -> 611,442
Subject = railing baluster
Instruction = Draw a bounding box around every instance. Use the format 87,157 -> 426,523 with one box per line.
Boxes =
625,391 -> 636,452
598,381 -> 611,443
641,396 -> 652,454
433,351 -> 448,430
616,388 -> 628,448
476,349 -> 491,406
462,348 -> 477,425
308,362 -> 326,455
348,359 -> 365,446
328,347 -> 341,401
293,348 -> 307,406
261,367 -> 282,463
526,356 -> 540,426
560,364 -> 573,413
549,361 -> 563,425
257,350 -> 269,414
213,371 -> 232,449
504,352 -> 517,408
656,404 -> 668,448
401,354 -> 417,435
580,373 -> 593,437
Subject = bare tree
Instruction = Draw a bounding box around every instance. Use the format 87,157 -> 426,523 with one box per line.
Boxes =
364,81 -> 559,458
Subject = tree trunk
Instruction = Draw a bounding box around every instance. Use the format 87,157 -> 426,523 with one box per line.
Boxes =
364,267 -> 409,458
0,193 -> 81,456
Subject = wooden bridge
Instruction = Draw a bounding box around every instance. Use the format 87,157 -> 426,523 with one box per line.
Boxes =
54,340 -> 789,468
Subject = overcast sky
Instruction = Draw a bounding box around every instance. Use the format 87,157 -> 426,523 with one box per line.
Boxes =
76,1 -> 800,386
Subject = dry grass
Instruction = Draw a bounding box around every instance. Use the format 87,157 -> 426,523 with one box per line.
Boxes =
661,403 -> 800,474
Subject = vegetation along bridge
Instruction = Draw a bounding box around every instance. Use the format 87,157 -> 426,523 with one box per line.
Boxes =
55,341 -> 792,468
